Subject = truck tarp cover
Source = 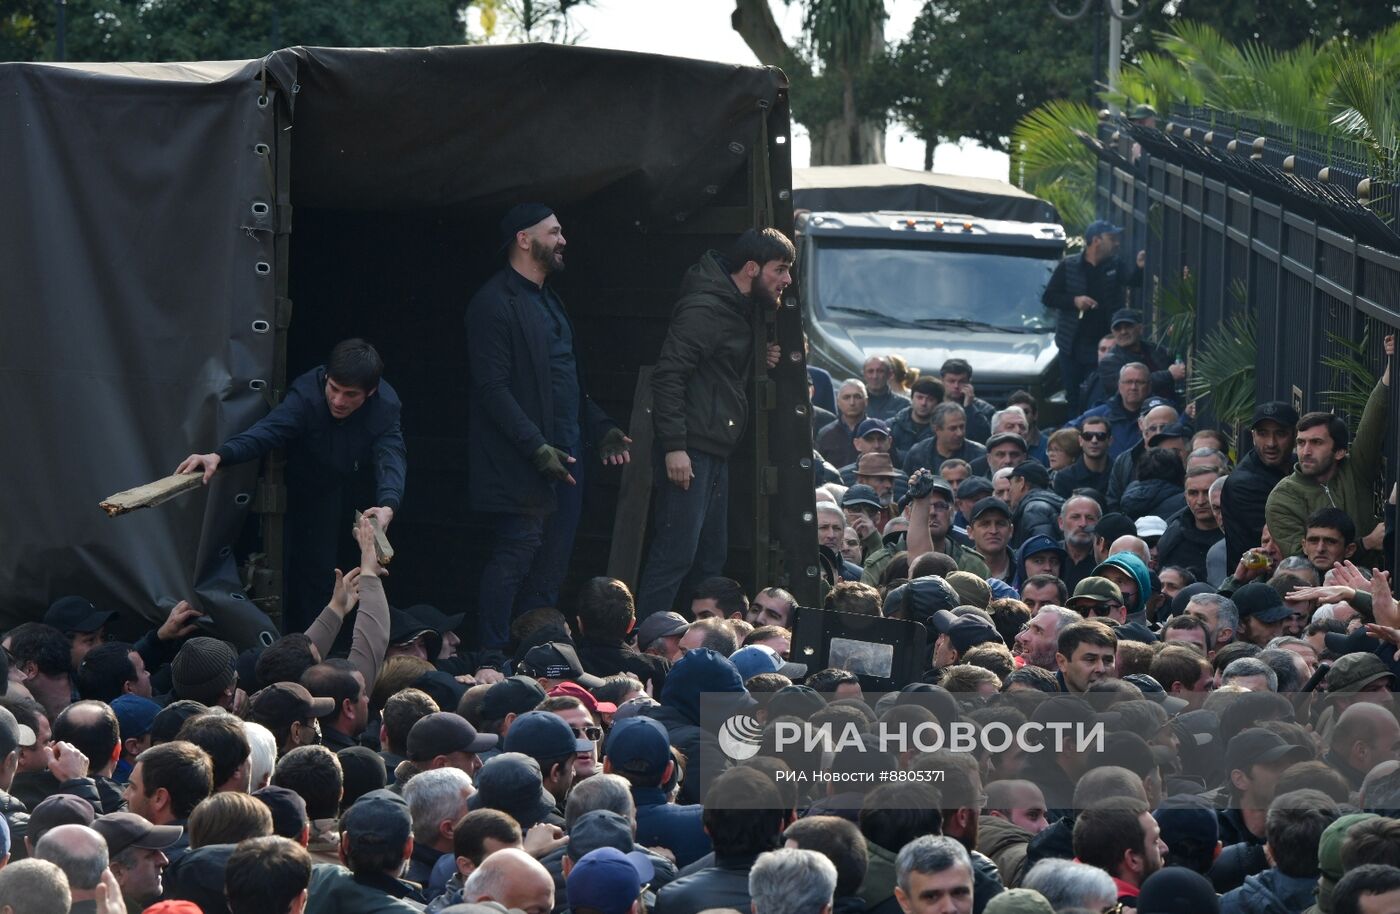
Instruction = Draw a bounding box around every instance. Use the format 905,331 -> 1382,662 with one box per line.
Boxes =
0,45 -> 780,638
793,164 -> 1059,224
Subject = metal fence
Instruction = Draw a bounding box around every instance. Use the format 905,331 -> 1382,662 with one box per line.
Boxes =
1093,110 -> 1400,539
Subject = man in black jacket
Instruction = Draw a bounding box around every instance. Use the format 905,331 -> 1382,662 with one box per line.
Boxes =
1157,466 -> 1225,582
1042,221 -> 1145,416
636,228 -> 793,617
1221,402 -> 1298,569
1095,309 -> 1185,408
464,205 -> 631,650
177,338 -> 406,630
1007,462 -> 1065,549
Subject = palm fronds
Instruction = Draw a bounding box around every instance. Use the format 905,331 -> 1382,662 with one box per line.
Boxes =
1010,99 -> 1100,237
1187,311 -> 1257,429
1319,326 -> 1379,421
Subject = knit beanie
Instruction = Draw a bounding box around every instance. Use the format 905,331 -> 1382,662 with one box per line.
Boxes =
171,636 -> 237,703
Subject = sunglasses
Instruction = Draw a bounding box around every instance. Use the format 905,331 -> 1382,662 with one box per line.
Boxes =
572,725 -> 604,742
1085,602 -> 1123,617
1080,431 -> 1109,442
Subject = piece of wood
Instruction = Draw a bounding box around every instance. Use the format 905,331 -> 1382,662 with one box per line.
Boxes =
353,510 -> 395,565
607,367 -> 656,589
100,473 -> 204,517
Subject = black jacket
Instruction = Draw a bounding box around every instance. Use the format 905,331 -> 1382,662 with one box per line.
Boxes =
971,849 -> 1006,914
1010,489 -> 1065,549
10,770 -> 120,814
217,366 -> 406,509
964,397 -> 997,445
653,853 -> 760,914
866,389 -> 911,422
1120,478 -> 1187,521
1043,252 -> 1143,358
1105,441 -> 1146,511
465,267 -> 616,515
1096,338 -> 1177,407
652,251 -> 758,458
641,704 -> 727,806
1221,449 -> 1289,570
1052,456 -> 1112,501
888,406 -> 934,462
573,636 -> 671,694
903,436 -> 986,475
1157,507 -> 1224,582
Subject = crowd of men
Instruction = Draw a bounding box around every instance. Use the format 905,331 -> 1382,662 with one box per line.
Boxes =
7,216 -> 1400,914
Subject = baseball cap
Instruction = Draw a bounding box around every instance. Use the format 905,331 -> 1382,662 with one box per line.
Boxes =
729,644 -> 807,681
1317,813 -> 1379,909
603,717 -> 672,782
519,642 -> 606,690
567,809 -> 652,862
503,709 -> 593,759
1232,582 -> 1291,624
635,612 -> 689,648
1008,461 -> 1049,488
499,203 -> 555,254
968,497 -> 1012,523
842,484 -> 884,511
882,575 -> 961,622
1225,728 -> 1311,775
929,610 -> 1003,655
1152,795 -> 1219,855
248,682 -> 336,729
1122,674 -> 1188,716
44,595 -> 118,633
28,794 -> 95,846
92,811 -> 183,856
1117,624 -> 1160,645
1135,515 -> 1167,539
945,571 -> 990,609
853,418 -> 891,439
549,681 -> 618,715
468,752 -> 557,828
956,477 -> 993,502
111,694 -> 161,741
0,705 -> 36,756
1327,652 -> 1394,694
341,789 -> 412,847
1251,401 -> 1300,430
853,453 -> 899,478
1068,576 -> 1123,609
406,603 -> 466,635
254,785 -> 309,839
1111,309 -> 1143,328
388,607 -> 438,648
568,846 -> 654,914
481,675 -> 549,722
1141,396 -> 1174,414
984,888 -> 1054,914
407,711 -> 498,761
984,432 -> 1028,454
1148,422 -> 1191,446
1084,220 -> 1123,240
171,637 -> 237,701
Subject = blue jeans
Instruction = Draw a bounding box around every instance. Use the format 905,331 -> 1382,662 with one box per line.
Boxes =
635,449 -> 729,618
477,448 -> 584,649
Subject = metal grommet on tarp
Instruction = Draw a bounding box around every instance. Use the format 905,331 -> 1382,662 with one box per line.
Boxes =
248,379 -> 266,391
254,143 -> 270,156
233,493 -> 251,506
251,202 -> 270,216
728,141 -> 745,155
254,262 -> 271,275
229,591 -> 248,600
251,320 -> 270,333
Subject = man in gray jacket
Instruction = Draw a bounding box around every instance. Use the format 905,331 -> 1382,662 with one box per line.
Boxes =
635,229 -> 794,618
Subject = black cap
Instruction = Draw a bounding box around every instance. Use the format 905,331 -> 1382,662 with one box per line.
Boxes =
248,682 -> 336,728
1093,512 -> 1138,545
407,712 -> 498,761
44,596 -> 118,634
842,484 -> 884,510
1111,308 -> 1143,328
1148,422 -> 1192,446
882,575 -> 961,623
499,203 -> 555,253
956,477 -> 994,502
253,785 -> 309,839
1170,582 -> 1218,618
388,607 -> 437,647
1324,627 -> 1383,656
984,432 -> 1028,453
92,812 -> 183,857
342,790 -> 412,847
1009,461 -> 1049,488
1225,727 -> 1310,774
969,497 -> 1012,522
1233,582 -> 1290,623
929,611 -> 1003,654
518,642 -> 605,689
28,794 -> 95,846
1251,401 -> 1300,430
1116,622 -> 1159,644
407,603 -> 466,635
482,675 -> 549,722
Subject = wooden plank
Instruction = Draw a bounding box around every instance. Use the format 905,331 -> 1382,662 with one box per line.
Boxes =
607,367 -> 655,589
100,472 -> 203,517
353,511 -> 396,566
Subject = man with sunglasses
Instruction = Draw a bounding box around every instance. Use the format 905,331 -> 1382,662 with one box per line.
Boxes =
1068,577 -> 1127,627
1053,417 -> 1113,500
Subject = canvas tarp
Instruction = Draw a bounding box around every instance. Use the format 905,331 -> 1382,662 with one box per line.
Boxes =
793,164 -> 1059,224
0,45 -> 784,645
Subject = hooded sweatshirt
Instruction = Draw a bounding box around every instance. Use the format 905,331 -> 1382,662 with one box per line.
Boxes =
644,649 -> 754,804
1095,552 -> 1152,625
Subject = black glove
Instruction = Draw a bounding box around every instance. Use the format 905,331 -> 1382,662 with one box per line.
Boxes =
598,427 -> 629,461
532,445 -> 572,482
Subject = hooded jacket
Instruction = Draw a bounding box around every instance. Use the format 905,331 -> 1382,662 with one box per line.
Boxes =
1221,447 -> 1290,570
1120,478 -> 1187,521
1010,489 -> 1065,550
1095,551 -> 1152,624
643,648 -> 752,804
1219,868 -> 1320,914
977,815 -> 1034,888
652,251 -> 758,458
1014,535 -> 1068,590
1266,378 -> 1388,560
1157,506 -> 1224,583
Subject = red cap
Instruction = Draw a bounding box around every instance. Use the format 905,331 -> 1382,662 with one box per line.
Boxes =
549,681 -> 617,714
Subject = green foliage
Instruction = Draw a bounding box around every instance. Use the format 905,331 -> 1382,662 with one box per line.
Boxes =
1187,310 -> 1257,430
1319,326 -> 1380,420
1136,0 -> 1400,55
1008,98 -> 1099,235
1153,271 -> 1197,361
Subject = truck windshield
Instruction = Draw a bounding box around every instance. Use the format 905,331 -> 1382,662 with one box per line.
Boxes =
812,240 -> 1057,332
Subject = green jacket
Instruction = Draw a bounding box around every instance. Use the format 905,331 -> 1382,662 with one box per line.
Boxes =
861,535 -> 991,586
651,251 -> 757,458
858,840 -> 900,910
1266,379 -> 1387,558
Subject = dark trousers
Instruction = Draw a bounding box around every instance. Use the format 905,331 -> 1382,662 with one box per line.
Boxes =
1059,344 -> 1099,418
635,449 -> 729,618
477,448 -> 584,649
282,482 -> 344,633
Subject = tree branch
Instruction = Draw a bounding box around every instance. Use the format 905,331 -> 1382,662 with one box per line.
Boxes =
731,0 -> 790,67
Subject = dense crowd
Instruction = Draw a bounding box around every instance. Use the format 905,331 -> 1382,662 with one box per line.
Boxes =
5,217 -> 1400,914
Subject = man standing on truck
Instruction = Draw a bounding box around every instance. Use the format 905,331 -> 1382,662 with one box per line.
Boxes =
1042,221 -> 1145,416
176,338 -> 405,631
464,204 -> 632,651
635,228 -> 793,618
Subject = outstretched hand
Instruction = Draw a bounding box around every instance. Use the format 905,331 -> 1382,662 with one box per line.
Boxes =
176,452 -> 221,484
157,600 -> 202,641
354,516 -> 387,577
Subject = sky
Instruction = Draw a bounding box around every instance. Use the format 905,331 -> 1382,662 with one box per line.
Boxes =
565,0 -> 1012,180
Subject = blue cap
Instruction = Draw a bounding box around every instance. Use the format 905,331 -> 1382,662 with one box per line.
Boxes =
853,418 -> 891,440
111,694 -> 161,740
1084,220 -> 1123,240
503,709 -> 594,761
567,846 -> 654,914
728,645 -> 808,682
603,717 -> 671,782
